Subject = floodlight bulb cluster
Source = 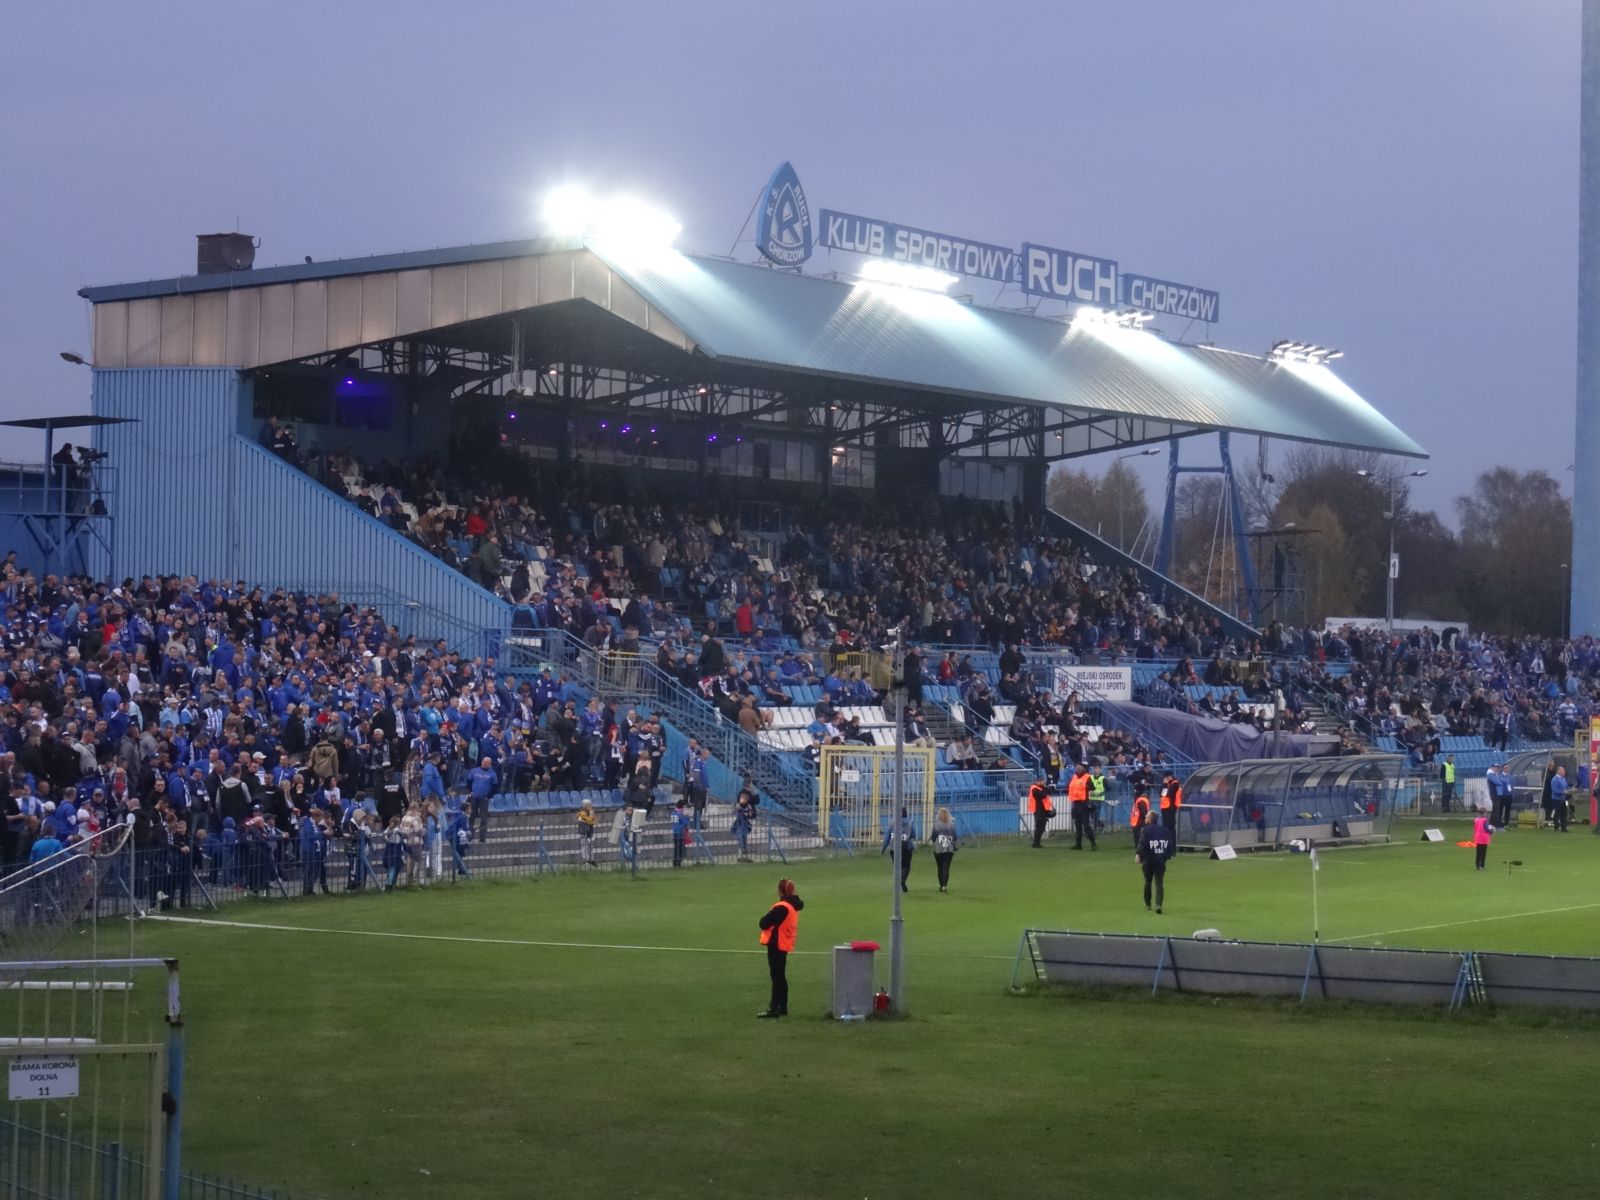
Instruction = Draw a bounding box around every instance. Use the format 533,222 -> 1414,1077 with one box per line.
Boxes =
856,259 -> 959,293
1072,307 -> 1154,331
538,186 -> 682,251
1268,340 -> 1343,365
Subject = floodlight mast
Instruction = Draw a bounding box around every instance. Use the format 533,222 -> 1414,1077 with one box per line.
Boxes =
888,625 -> 906,1016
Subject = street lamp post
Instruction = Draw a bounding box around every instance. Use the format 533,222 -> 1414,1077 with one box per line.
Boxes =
887,626 -> 906,1016
1357,467 -> 1427,633
1561,563 -> 1571,639
1115,447 -> 1161,551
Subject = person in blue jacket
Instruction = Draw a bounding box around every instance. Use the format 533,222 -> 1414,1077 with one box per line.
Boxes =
218,816 -> 238,887
299,808 -> 329,895
1550,766 -> 1571,833
671,799 -> 691,868
420,755 -> 446,806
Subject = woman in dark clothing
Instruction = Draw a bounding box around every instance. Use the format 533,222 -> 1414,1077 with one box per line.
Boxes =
757,877 -> 803,1019
882,806 -> 916,892
931,806 -> 957,894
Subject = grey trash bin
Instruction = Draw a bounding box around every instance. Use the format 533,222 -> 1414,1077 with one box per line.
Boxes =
832,943 -> 876,1020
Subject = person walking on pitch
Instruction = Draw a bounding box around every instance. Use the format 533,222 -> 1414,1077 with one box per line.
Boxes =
931,806 -> 958,893
1129,791 -> 1151,837
1136,809 -> 1175,913
757,877 -> 803,1018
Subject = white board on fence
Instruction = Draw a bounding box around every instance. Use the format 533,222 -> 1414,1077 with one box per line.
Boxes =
9,1055 -> 79,1101
1052,665 -> 1132,704
1210,845 -> 1238,861
1421,828 -> 1445,843
839,769 -> 861,784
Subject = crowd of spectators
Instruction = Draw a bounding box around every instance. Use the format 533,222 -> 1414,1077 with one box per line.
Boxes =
1288,625 -> 1594,754
0,558 -> 687,901
302,449 -> 1253,661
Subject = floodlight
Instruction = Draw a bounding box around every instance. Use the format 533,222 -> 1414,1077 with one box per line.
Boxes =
542,185 -> 593,237
588,196 -> 682,251
1269,339 -> 1345,366
1072,307 -> 1153,332
856,259 -> 958,293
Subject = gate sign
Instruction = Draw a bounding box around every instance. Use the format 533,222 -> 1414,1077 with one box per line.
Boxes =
9,1055 -> 80,1101
1052,665 -> 1133,704
819,209 -> 1021,284
1021,242 -> 1120,307
1119,272 -> 1220,323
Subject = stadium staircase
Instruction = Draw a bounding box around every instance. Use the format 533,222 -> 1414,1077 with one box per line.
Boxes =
504,628 -> 820,823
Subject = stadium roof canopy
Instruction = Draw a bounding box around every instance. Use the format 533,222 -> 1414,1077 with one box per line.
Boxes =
80,238 -> 1424,462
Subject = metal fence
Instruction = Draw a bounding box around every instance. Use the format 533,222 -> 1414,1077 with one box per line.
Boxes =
1014,929 -> 1600,1013
0,798 -> 1061,931
0,1117 -> 310,1200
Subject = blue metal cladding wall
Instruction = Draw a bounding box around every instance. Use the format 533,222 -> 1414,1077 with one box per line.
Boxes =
92,368 -> 241,581
228,438 -> 512,639
90,366 -> 511,643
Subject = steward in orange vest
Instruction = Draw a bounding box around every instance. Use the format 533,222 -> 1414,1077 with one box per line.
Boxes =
1159,774 -> 1183,832
1028,780 -> 1055,848
1068,762 -> 1097,851
758,878 -> 803,1018
1130,793 -> 1151,831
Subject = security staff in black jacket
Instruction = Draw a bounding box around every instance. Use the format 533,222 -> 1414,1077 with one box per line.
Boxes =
1136,810 -> 1175,914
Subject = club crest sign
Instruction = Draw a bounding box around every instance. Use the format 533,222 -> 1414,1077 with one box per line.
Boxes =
755,161 -> 812,267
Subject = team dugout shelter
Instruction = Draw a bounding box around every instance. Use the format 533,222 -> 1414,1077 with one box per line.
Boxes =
75,229 -> 1425,646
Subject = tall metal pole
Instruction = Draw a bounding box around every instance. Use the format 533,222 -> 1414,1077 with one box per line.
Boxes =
1575,0 -> 1600,637
1385,475 -> 1395,634
888,628 -> 906,1015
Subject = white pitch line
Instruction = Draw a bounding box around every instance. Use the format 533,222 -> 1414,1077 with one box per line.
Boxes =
144,913 -> 1014,961
145,913 -> 791,955
1325,899 -> 1600,945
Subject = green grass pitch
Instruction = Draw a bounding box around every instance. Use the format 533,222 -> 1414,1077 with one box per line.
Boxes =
127,819 -> 1600,1199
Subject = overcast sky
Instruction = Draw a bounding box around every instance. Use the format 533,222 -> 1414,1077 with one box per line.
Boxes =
0,0 -> 1577,521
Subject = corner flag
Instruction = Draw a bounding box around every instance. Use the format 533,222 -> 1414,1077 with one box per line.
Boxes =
1310,845 -> 1319,871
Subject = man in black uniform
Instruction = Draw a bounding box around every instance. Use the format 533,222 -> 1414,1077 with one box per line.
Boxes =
1027,779 -> 1054,848
1136,809 -> 1175,914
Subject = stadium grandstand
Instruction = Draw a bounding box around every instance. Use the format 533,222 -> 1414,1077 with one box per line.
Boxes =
2,220 -> 1586,896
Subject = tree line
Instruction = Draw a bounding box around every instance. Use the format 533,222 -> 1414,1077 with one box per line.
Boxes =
1047,448 -> 1572,636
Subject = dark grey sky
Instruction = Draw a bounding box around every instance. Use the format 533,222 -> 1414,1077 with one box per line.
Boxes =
0,1 -> 1576,520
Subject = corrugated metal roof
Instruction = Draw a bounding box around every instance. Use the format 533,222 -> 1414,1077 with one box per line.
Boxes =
591,249 -> 1425,458
80,237 -> 1423,457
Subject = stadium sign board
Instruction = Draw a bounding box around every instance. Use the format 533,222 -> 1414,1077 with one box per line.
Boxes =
759,163 -> 1218,320
1051,665 -> 1133,704
755,161 -> 813,268
818,209 -> 1021,285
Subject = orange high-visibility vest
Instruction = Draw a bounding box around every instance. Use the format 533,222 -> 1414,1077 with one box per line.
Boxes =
1028,783 -> 1054,814
1067,774 -> 1090,803
760,900 -> 798,952
1130,796 -> 1150,828
1160,784 -> 1183,811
